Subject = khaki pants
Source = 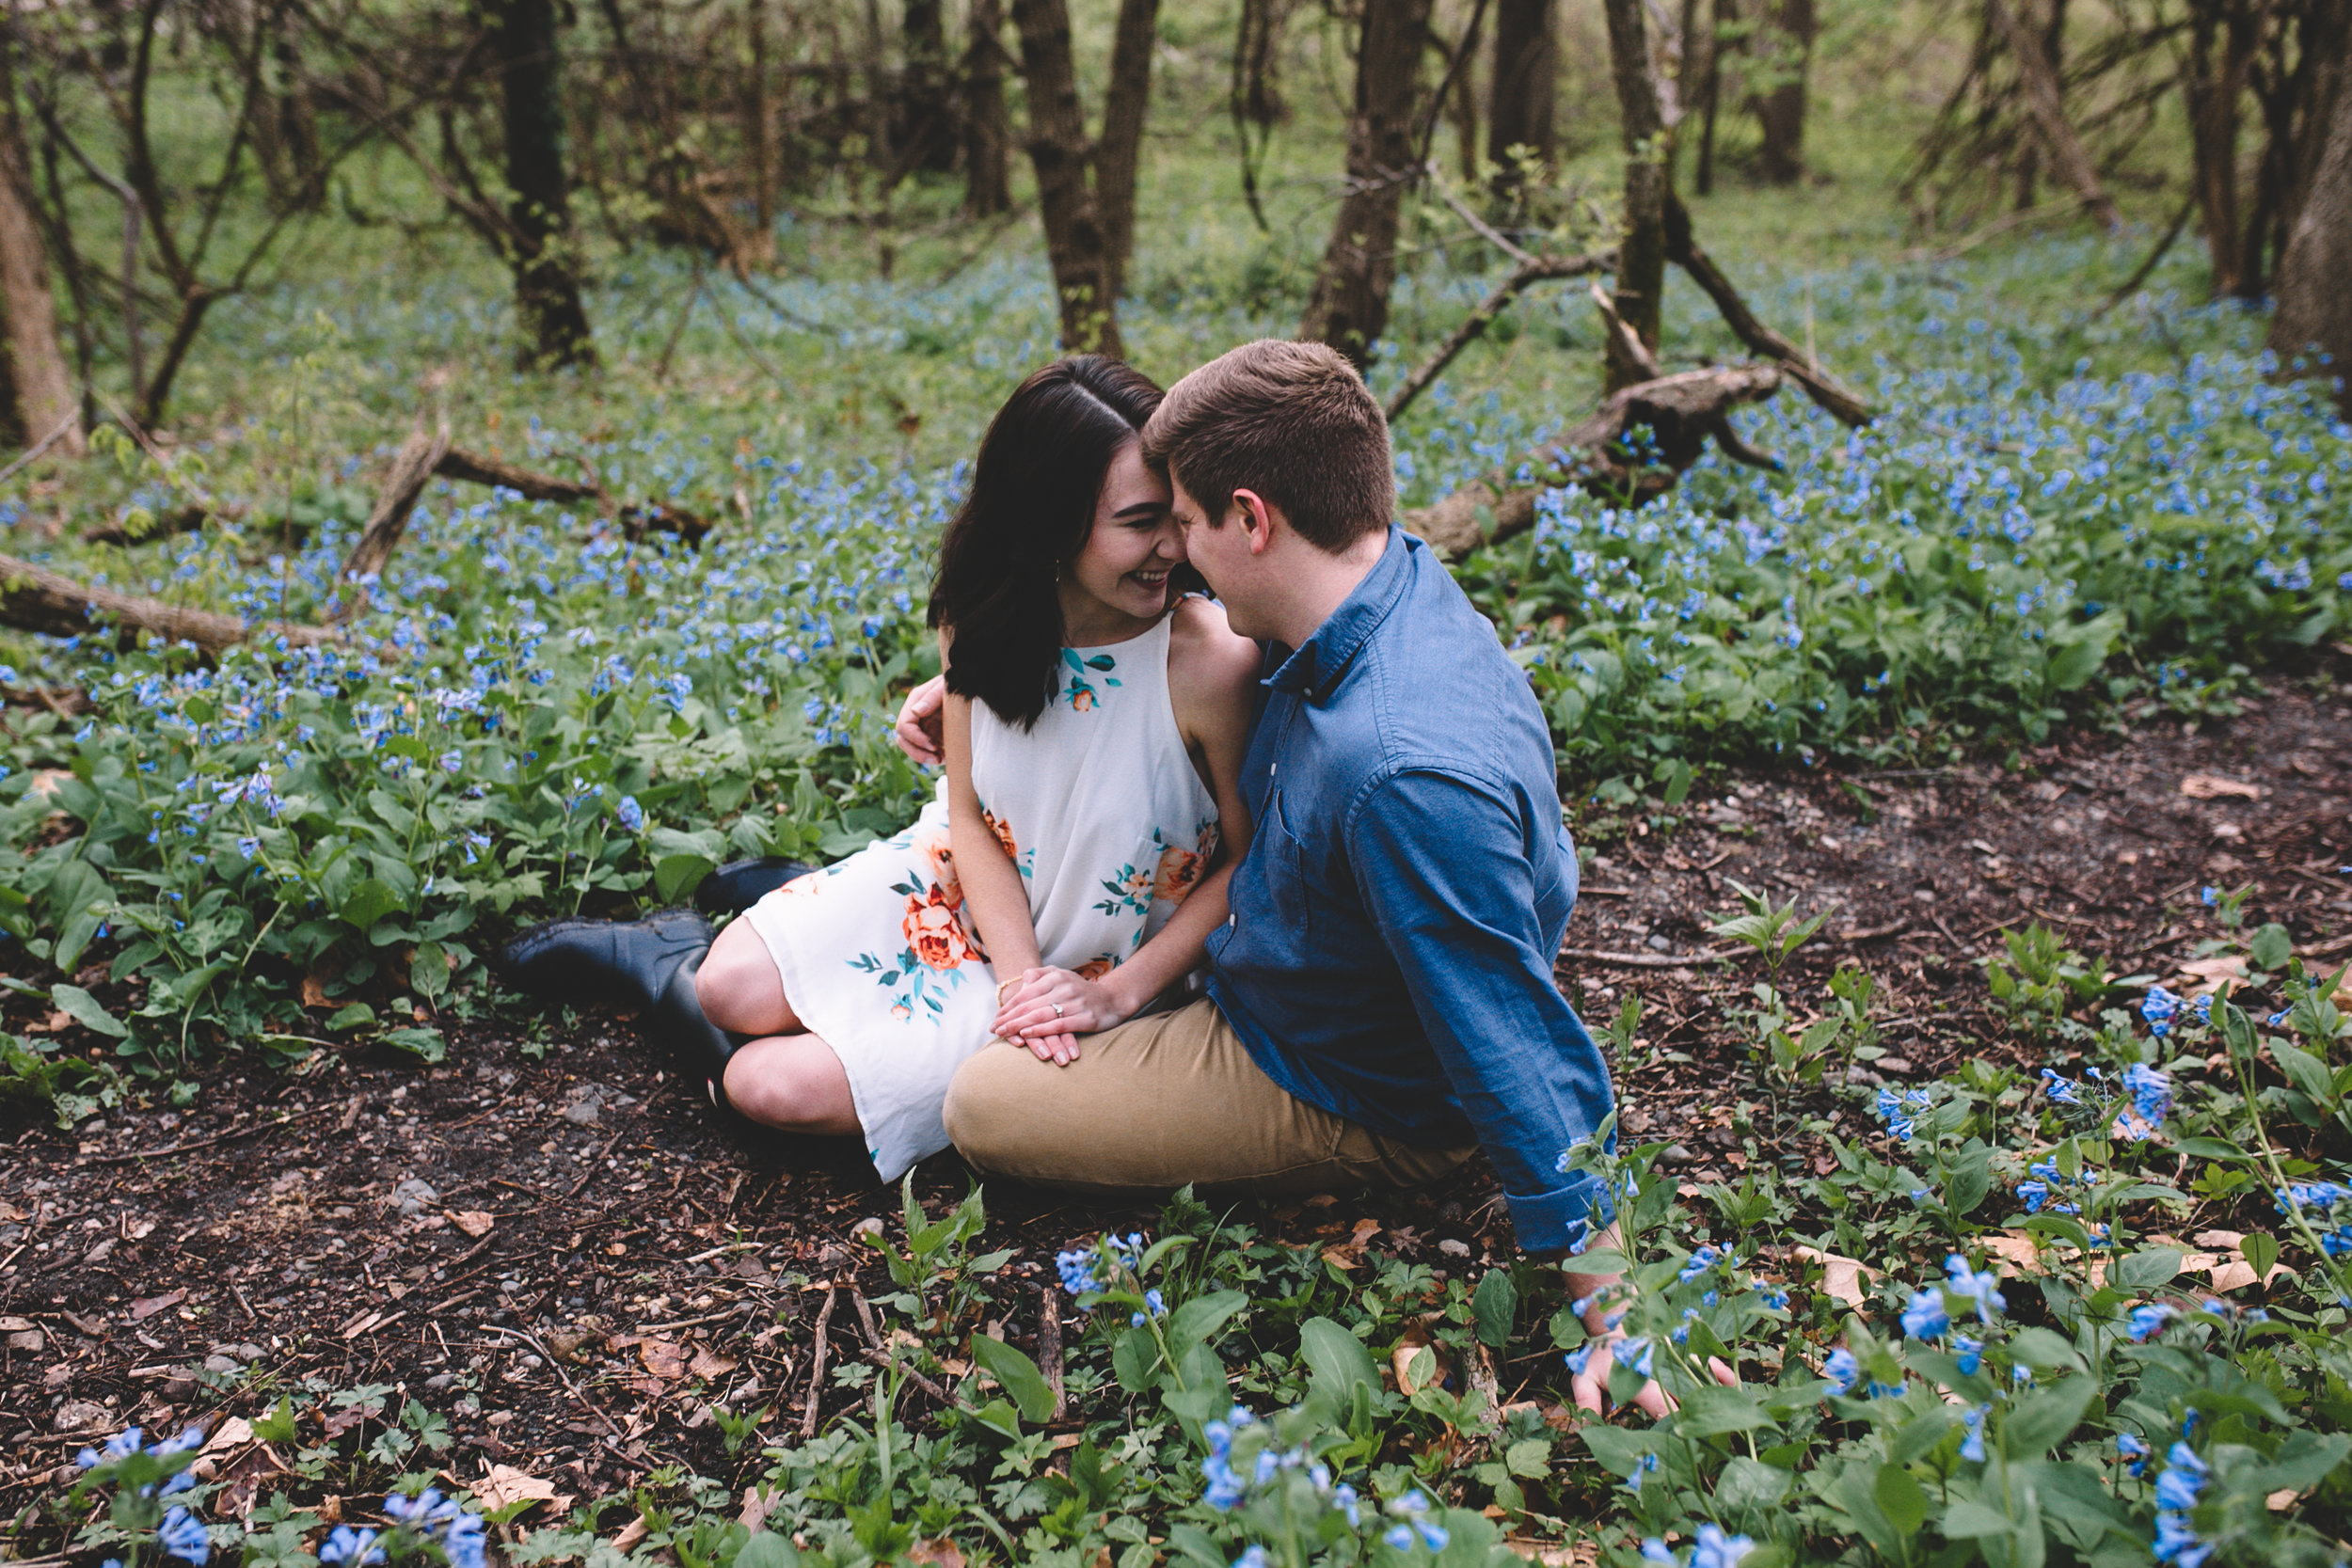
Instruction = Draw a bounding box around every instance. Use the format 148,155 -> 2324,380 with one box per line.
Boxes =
941,998 -> 1475,1197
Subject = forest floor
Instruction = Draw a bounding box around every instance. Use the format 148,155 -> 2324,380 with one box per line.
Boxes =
3,662 -> 2349,1530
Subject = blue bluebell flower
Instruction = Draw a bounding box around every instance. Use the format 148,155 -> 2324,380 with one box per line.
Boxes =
1689,1523 -> 1755,1568
1944,1255 -> 2007,1322
1960,1405 -> 1988,1463
2116,1433 -> 2152,1475
2122,1063 -> 2172,1123
1954,1335 -> 1983,1376
2141,986 -> 2184,1037
2128,1304 -> 2179,1341
1619,1452 -> 1660,1493
1901,1288 -> 1949,1339
1823,1348 -> 1860,1394
158,1507 -> 212,1566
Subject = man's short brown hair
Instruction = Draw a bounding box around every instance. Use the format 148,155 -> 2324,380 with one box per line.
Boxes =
1140,339 -> 1394,552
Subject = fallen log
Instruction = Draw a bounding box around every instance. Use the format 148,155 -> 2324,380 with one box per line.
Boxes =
433,444 -> 713,546
1664,198 -> 1875,428
0,552 -> 333,657
331,420 -> 453,625
1402,359 -> 1785,561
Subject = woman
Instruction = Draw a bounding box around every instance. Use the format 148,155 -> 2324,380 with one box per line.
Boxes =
501,357 -> 1259,1183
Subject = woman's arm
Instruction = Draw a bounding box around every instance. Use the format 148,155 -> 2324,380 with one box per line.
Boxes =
942,655 -> 1042,982
993,598 -> 1260,1043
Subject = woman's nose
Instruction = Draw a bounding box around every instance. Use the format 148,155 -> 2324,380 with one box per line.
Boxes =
1157,523 -> 1186,562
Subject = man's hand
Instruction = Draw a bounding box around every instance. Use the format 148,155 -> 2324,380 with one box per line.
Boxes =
893,675 -> 947,767
1566,1332 -> 1737,1419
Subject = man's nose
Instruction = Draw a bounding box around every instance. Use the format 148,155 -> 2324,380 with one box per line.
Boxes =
1158,522 -> 1187,562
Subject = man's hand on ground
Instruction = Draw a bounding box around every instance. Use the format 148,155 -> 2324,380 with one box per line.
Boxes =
1567,1333 -> 1738,1418
894,675 -> 947,766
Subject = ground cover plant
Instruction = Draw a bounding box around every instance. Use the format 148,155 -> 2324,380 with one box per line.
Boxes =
3,2 -> 2351,1564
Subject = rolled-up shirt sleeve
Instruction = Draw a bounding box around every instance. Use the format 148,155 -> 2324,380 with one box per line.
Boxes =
1348,768 -> 1617,1256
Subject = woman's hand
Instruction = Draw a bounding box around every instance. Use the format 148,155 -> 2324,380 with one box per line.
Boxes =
990,966 -> 1136,1066
893,675 -> 948,766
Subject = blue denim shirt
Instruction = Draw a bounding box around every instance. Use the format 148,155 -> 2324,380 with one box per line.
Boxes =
1203,528 -> 1615,1256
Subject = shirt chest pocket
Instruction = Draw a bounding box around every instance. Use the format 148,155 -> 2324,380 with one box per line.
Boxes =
1259,787 -> 1315,932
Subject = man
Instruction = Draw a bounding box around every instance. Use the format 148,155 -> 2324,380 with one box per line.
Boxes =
901,340 -> 1659,1411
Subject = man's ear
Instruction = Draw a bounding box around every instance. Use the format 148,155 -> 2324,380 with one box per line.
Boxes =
1232,488 -> 1279,556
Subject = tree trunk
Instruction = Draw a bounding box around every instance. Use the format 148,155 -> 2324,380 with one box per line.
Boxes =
1488,0 -> 1557,186
2185,0 -> 2258,297
1751,0 -> 1811,185
0,62 -> 78,454
1600,0 -> 1670,389
1696,0 -> 1736,194
745,0 -> 772,233
1011,0 -> 1120,355
2270,30 -> 2352,414
1985,0 -> 2119,230
1095,0 -> 1161,310
1301,0 -> 1435,367
963,0 -> 1013,216
491,0 -> 596,370
899,0 -> 959,174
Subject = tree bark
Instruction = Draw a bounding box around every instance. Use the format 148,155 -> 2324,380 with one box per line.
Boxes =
1010,0 -> 1120,355
1751,0 -> 1812,185
1301,0 -> 1436,366
898,0 -> 959,174
1985,0 -> 2120,230
491,0 -> 596,370
1094,0 -> 1161,309
745,0 -> 773,233
2184,0 -> 2257,295
1488,0 -> 1558,186
962,0 -> 1013,216
1599,0 -> 1670,389
2269,46 -> 2352,414
0,77 -> 78,455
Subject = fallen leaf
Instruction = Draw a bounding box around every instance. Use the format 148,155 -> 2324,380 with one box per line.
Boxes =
2193,1228 -> 2246,1248
1979,1231 -> 2045,1276
2176,954 -> 2249,993
129,1290 -> 187,1323
2267,1489 -> 2300,1512
1793,1245 -> 1879,1309
203,1418 -> 255,1452
739,1485 -> 782,1532
611,1518 -> 650,1552
1391,1326 -> 1446,1395
472,1465 -> 570,1514
2180,773 -> 2263,800
300,973 -> 330,1008
689,1346 -> 739,1380
447,1210 -> 496,1239
0,1315 -> 29,1331
639,1339 -> 689,1379
6,1327 -> 41,1353
906,1540 -> 967,1568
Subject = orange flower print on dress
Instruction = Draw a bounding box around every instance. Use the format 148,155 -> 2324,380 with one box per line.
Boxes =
1151,843 -> 1202,904
913,825 -> 964,910
983,809 -> 1018,862
903,884 -> 977,973
1075,955 -> 1119,982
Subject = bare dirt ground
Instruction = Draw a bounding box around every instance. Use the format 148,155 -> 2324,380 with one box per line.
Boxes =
3,666 -> 2347,1526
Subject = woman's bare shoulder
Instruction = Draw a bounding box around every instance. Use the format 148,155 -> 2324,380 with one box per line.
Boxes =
1167,595 -> 1259,694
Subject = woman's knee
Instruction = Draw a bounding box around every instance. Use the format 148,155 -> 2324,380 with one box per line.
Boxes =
723,1041 -> 848,1131
696,923 -> 791,1035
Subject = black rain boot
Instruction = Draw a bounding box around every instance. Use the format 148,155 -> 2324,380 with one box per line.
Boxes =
653,950 -> 751,1113
693,857 -> 818,917
495,906 -> 713,1011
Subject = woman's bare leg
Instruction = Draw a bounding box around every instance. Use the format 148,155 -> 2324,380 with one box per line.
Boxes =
723,1035 -> 862,1136
696,917 -> 803,1037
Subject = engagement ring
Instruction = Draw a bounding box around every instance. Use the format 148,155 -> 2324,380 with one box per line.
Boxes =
1052,1003 -> 1064,1017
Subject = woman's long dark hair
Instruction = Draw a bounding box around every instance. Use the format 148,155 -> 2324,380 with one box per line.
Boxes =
928,356 -> 1166,729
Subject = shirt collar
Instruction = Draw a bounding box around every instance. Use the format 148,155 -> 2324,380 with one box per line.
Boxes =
1264,527 -> 1416,703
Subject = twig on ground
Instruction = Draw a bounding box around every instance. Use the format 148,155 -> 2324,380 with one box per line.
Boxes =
1038,1285 -> 1065,1420
78,1102 -> 338,1166
801,1285 -> 837,1440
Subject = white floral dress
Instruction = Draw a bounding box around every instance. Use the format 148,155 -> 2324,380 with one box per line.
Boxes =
740,612 -> 1219,1180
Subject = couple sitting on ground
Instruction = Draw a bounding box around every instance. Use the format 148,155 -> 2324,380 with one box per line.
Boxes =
502,339 -> 1654,1410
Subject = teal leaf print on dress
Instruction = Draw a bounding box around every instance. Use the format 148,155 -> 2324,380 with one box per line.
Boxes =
1090,863 -> 1153,918
1059,649 -> 1121,711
